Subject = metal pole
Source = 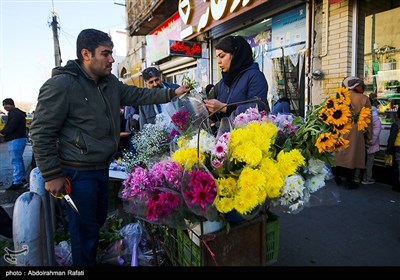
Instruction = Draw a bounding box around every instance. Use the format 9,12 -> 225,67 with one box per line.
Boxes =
30,167 -> 56,266
50,10 -> 62,67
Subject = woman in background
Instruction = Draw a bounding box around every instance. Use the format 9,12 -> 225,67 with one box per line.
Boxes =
333,76 -> 372,189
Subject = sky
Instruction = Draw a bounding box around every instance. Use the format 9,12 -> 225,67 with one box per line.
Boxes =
0,0 -> 127,109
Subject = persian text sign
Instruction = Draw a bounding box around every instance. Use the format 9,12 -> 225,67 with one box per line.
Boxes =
169,40 -> 202,58
179,0 -> 268,39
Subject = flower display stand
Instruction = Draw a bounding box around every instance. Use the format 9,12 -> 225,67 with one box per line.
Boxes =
162,212 -> 280,266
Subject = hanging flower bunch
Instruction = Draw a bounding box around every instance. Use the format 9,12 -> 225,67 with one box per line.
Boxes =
118,160 -> 197,228
285,87 -> 371,167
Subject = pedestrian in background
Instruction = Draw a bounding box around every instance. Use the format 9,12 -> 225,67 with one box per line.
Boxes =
139,67 -> 179,129
204,35 -> 268,128
0,98 -> 28,190
357,97 -> 381,185
271,95 -> 291,115
386,106 -> 400,191
30,28 -> 189,266
333,76 -> 372,189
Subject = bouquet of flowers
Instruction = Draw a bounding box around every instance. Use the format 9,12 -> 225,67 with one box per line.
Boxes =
119,86 -> 371,227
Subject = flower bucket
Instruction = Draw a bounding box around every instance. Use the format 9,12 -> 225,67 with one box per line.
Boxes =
188,220 -> 224,246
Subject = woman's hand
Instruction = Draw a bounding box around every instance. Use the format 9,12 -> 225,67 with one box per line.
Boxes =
204,99 -> 226,113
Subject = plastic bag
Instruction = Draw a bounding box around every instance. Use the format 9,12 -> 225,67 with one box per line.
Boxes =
55,241 -> 73,266
165,93 -> 211,133
181,161 -> 219,221
385,154 -> 393,166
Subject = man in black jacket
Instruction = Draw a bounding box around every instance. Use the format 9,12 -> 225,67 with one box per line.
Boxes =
0,98 -> 28,190
30,29 -> 189,266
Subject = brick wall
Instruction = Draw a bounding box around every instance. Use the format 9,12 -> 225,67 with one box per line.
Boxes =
320,0 -> 352,98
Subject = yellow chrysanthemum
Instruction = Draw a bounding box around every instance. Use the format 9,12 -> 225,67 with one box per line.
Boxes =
276,149 -> 305,177
258,158 -> 284,198
357,107 -> 371,131
171,147 -> 205,169
214,196 -> 234,213
230,142 -> 263,167
216,177 -> 238,197
234,185 -> 260,215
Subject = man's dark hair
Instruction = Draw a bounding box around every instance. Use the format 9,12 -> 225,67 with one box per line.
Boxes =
142,67 -> 161,81
2,98 -> 15,106
76,29 -> 114,61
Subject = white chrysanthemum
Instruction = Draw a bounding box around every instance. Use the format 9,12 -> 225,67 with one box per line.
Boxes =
307,158 -> 326,175
289,200 -> 304,212
305,174 -> 326,193
186,130 -> 215,153
279,174 -> 305,205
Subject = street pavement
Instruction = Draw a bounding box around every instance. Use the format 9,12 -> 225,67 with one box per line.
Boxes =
0,142 -> 399,266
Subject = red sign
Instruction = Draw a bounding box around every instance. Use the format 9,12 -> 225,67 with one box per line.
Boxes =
329,0 -> 342,4
169,40 -> 201,58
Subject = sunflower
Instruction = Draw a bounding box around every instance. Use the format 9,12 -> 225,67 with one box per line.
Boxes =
336,87 -> 351,105
357,107 -> 371,131
333,136 -> 350,152
323,96 -> 337,109
332,121 -> 352,135
319,107 -> 333,124
326,103 -> 352,126
315,132 -> 336,153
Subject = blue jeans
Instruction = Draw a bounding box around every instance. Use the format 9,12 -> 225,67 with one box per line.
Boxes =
63,168 -> 109,266
7,138 -> 27,184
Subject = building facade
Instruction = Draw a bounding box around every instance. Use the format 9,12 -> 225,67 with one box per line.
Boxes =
119,0 -> 400,118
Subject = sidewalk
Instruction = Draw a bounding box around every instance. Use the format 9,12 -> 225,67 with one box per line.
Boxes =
1,142 -> 399,266
272,179 -> 400,266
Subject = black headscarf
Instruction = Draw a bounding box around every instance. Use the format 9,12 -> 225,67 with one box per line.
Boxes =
215,36 -> 254,87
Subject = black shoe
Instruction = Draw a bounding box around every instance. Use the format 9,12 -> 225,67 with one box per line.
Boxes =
6,183 -> 25,190
334,176 -> 343,186
345,181 -> 359,190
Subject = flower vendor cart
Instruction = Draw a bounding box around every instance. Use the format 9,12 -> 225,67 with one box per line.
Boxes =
160,211 -> 280,266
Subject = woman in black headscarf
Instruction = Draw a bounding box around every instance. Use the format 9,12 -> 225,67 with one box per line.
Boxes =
204,36 -> 268,123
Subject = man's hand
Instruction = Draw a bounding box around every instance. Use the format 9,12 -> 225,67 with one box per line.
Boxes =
45,177 -> 69,197
174,85 -> 190,97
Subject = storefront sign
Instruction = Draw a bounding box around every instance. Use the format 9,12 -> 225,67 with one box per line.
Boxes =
329,0 -> 343,4
169,40 -> 202,58
178,0 -> 268,39
146,12 -> 182,63
270,5 -> 306,58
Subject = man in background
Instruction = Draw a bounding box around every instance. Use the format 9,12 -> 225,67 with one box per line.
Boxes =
139,67 -> 180,129
0,98 -> 28,190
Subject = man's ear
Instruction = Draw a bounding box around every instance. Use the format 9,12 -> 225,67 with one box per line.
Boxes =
81,49 -> 92,61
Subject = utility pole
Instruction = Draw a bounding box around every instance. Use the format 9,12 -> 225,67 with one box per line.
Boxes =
49,4 -> 62,67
